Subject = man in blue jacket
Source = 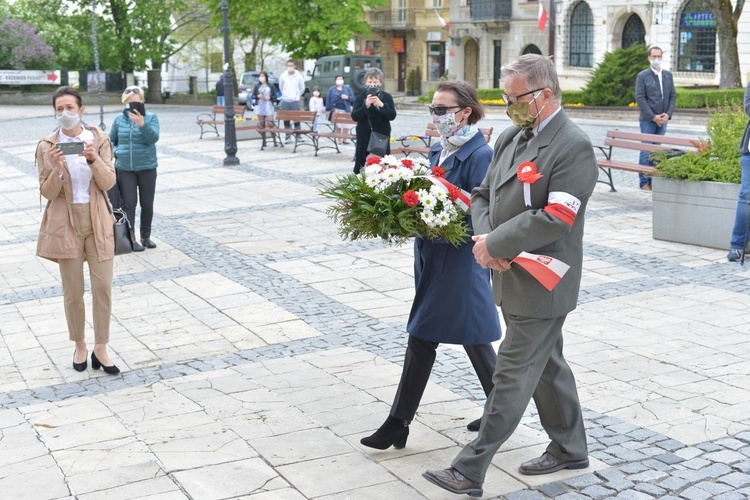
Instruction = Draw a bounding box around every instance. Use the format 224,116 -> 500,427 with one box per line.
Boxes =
635,46 -> 676,191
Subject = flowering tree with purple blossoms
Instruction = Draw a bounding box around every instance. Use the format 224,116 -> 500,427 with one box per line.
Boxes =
0,17 -> 56,70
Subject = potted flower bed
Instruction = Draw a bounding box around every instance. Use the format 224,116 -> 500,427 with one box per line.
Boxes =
652,105 -> 745,250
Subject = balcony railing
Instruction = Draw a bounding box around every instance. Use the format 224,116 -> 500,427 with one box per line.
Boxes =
366,8 -> 417,29
470,0 -> 511,21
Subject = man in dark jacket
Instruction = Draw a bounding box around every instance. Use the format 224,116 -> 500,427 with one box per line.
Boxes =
634,46 -> 676,190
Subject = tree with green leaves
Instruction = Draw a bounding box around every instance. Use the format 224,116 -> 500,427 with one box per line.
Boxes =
200,0 -> 385,61
0,16 -> 57,70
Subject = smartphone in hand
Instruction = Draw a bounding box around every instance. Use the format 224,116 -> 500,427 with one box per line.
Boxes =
367,87 -> 379,96
56,142 -> 85,155
129,101 -> 146,116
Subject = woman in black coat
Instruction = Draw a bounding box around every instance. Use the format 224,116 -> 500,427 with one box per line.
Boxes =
351,67 -> 397,173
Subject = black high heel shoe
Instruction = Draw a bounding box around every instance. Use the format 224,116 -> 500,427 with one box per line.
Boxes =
73,350 -> 87,372
91,352 -> 120,375
360,416 -> 410,450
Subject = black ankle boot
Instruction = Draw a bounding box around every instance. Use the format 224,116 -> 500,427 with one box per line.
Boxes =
360,416 -> 410,450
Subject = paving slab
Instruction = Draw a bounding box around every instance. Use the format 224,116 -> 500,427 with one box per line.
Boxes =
0,105 -> 747,498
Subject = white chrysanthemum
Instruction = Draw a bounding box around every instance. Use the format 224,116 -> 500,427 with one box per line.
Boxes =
431,186 -> 448,201
434,210 -> 451,227
420,192 -> 437,210
443,202 -> 458,217
381,155 -> 399,166
365,176 -> 380,188
416,188 -> 430,200
364,164 -> 382,177
396,167 -> 415,181
382,168 -> 400,182
421,210 -> 437,228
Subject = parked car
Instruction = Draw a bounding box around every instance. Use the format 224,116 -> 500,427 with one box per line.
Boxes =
237,71 -> 281,108
304,55 -> 383,106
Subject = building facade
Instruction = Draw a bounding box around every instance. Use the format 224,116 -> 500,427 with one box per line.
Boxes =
356,0 -> 750,93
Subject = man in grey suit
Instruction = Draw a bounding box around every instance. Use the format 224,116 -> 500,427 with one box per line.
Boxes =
422,54 -> 599,497
634,46 -> 676,191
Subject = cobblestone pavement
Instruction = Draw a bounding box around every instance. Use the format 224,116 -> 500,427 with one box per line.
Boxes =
0,104 -> 748,499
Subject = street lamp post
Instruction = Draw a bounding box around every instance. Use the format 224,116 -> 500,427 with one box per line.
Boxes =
221,0 -> 239,165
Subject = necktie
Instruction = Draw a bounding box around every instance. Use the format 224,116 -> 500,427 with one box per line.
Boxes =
514,128 -> 534,160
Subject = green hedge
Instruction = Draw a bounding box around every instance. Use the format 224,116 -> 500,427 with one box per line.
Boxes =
419,86 -> 744,108
675,88 -> 745,108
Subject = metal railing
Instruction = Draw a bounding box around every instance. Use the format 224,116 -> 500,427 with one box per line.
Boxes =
470,0 -> 511,21
366,8 -> 418,29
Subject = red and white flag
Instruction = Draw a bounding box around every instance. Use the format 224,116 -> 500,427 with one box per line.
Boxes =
538,0 -> 548,31
512,251 -> 569,291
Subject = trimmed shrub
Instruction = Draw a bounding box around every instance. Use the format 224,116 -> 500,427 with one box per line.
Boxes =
582,44 -> 648,106
655,103 -> 746,183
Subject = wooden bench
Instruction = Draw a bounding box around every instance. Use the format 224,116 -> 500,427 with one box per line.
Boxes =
309,112 -> 357,156
196,105 -> 246,139
273,110 -> 317,153
596,129 -> 701,191
392,123 -> 494,158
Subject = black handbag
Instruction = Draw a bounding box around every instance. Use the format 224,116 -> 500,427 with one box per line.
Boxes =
366,116 -> 389,156
102,191 -> 133,255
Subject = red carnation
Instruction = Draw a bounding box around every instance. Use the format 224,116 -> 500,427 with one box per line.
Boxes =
401,158 -> 414,169
448,186 -> 459,202
402,190 -> 419,207
366,156 -> 382,166
432,166 -> 445,177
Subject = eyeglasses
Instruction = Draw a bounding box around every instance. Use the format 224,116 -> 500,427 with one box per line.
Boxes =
123,87 -> 141,95
428,105 -> 462,116
502,88 -> 544,105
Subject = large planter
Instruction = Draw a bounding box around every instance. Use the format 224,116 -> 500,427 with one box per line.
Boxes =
652,177 -> 740,250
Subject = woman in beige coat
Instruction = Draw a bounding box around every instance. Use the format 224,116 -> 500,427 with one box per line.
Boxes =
37,86 -> 120,374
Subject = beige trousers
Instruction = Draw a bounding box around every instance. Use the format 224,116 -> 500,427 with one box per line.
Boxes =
58,204 -> 114,344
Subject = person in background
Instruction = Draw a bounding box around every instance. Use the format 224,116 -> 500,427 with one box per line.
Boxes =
278,59 -> 305,143
634,46 -> 676,191
325,75 -> 355,144
110,85 -> 160,252
253,71 -> 279,148
423,54 -> 598,497
216,74 -> 225,106
351,67 -> 396,173
308,86 -> 325,132
36,86 -> 120,375
359,81 -> 500,451
726,80 -> 750,262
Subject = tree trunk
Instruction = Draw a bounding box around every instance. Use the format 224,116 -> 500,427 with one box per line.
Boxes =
710,0 -> 742,88
147,69 -> 162,104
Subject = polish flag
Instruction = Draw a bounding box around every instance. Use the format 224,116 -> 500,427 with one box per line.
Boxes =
538,0 -> 548,31
512,251 -> 569,291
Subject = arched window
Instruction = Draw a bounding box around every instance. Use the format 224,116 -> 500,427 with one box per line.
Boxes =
522,44 -> 543,55
677,0 -> 716,73
569,2 -> 593,67
622,14 -> 645,49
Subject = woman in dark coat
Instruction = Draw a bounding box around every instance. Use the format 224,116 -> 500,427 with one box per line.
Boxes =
360,81 -> 501,450
351,67 -> 396,173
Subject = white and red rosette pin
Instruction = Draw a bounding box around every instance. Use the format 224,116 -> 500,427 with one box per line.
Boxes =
516,161 -> 543,207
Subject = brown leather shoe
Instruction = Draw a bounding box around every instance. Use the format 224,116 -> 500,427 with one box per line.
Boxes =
518,452 -> 589,475
422,468 -> 483,497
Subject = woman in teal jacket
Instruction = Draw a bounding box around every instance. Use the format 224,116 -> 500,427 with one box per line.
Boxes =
109,85 -> 160,251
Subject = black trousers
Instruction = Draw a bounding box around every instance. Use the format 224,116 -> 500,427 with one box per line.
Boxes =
390,335 -> 497,422
111,169 -> 157,240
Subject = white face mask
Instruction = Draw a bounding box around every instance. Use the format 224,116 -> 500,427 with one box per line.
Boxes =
313,91 -> 320,97
287,67 -> 294,74
336,79 -> 344,86
56,110 -> 81,131
650,58 -> 662,69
